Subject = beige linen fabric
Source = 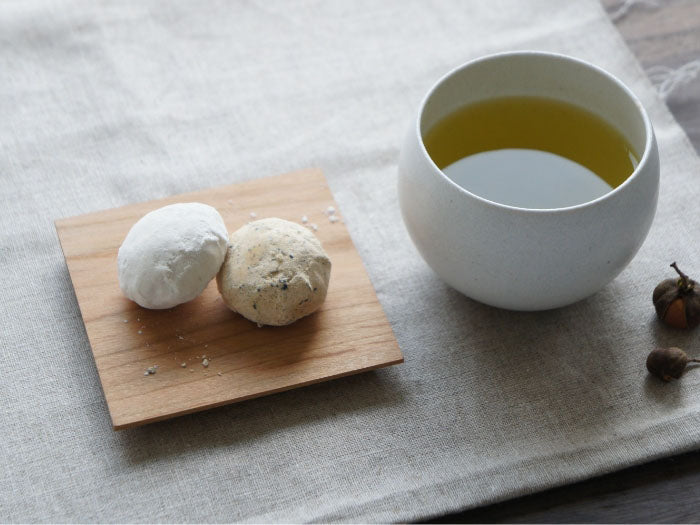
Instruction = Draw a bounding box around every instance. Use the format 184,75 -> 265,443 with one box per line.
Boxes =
1,0 -> 699,522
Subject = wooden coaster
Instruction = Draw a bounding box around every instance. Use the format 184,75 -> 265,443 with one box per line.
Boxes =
55,169 -> 403,430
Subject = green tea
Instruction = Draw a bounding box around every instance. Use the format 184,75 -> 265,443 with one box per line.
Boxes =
422,96 -> 638,208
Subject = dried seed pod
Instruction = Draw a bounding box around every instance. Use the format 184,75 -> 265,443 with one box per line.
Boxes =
653,262 -> 700,329
646,347 -> 698,381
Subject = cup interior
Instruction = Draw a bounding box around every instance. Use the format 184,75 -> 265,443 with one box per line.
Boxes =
418,52 -> 650,209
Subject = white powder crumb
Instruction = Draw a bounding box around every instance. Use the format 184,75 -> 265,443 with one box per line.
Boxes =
325,206 -> 336,215
190,369 -> 194,373
180,362 -> 186,368
178,335 -> 184,340
138,330 -> 143,334
310,223 -> 318,231
301,215 -> 308,224
249,212 -> 257,219
202,358 -> 209,367
204,344 -> 208,348
217,372 -> 222,376
328,215 -> 339,223
122,319 -> 128,323
137,318 -> 140,321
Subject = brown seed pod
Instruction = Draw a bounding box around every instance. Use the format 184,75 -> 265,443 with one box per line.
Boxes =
653,262 -> 700,329
646,347 -> 699,381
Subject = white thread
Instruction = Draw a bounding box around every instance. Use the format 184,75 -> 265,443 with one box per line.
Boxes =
646,60 -> 700,100
609,0 -> 659,22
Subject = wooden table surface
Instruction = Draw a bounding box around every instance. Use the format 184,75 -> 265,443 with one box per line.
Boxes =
431,1 -> 700,522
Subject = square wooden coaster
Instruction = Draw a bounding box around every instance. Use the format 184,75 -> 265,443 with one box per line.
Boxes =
56,169 -> 403,430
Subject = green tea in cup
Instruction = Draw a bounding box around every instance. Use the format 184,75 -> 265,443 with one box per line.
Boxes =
422,96 -> 638,209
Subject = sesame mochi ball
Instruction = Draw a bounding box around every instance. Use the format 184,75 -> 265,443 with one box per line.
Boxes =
217,218 -> 331,326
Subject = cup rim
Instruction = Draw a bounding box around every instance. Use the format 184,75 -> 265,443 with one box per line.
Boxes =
416,50 -> 654,214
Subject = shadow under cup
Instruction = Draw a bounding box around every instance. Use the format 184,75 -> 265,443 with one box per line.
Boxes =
398,51 -> 659,310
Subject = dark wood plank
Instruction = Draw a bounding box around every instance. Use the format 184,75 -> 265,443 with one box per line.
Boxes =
429,451 -> 700,523
607,0 -> 700,152
430,1 -> 700,522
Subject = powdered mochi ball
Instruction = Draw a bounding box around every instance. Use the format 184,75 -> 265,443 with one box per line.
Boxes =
217,218 -> 331,326
118,203 -> 229,309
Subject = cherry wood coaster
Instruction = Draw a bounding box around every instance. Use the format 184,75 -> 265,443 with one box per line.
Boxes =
56,169 -> 403,430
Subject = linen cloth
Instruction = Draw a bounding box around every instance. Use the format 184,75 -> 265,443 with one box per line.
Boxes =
1,0 -> 699,522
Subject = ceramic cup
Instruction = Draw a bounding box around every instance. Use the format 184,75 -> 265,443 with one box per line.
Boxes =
398,51 -> 659,310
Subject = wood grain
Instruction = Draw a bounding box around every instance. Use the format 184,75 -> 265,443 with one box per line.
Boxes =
430,1 -> 700,522
55,168 -> 403,430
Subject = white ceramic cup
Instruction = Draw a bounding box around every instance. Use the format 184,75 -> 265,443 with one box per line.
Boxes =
398,51 -> 659,310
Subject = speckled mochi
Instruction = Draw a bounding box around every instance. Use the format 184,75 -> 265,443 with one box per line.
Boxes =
216,218 -> 331,326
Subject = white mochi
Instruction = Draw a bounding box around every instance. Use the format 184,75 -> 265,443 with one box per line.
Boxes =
118,203 -> 229,309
